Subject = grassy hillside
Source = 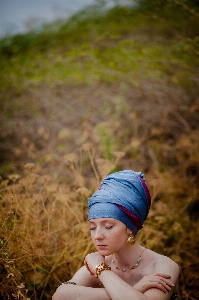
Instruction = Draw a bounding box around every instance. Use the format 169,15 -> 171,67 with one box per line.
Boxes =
0,2 -> 199,299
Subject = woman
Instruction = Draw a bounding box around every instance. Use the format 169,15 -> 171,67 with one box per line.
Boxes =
52,170 -> 179,300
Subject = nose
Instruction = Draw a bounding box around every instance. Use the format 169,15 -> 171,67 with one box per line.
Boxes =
94,227 -> 104,240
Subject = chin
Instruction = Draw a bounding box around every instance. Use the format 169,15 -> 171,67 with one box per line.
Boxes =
97,249 -> 113,256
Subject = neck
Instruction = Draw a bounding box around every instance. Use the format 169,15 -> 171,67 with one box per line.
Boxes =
112,243 -> 145,270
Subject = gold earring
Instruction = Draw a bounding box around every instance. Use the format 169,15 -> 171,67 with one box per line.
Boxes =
127,233 -> 135,246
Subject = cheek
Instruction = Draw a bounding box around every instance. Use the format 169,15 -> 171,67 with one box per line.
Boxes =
110,231 -> 127,245
90,231 -> 95,241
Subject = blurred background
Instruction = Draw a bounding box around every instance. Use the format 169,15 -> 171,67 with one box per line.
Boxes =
0,0 -> 199,299
0,0 -> 132,37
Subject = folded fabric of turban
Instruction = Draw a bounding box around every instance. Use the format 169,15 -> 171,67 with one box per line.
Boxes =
88,170 -> 151,235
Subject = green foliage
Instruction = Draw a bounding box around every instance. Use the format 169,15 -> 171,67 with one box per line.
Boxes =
136,0 -> 199,10
0,164 -> 12,173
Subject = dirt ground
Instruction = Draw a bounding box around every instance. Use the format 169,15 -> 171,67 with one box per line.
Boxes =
1,78 -> 198,176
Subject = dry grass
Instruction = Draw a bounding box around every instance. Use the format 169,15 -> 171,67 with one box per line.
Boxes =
0,115 -> 199,299
0,145 -> 124,299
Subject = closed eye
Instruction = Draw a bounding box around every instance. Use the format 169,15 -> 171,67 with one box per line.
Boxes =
105,225 -> 114,229
90,227 -> 96,231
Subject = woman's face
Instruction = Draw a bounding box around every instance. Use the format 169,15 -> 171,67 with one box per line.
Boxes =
89,218 -> 131,255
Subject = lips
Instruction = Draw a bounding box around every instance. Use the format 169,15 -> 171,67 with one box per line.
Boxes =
97,245 -> 107,250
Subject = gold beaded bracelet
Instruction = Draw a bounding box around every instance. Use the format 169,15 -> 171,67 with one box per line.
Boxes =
95,263 -> 111,278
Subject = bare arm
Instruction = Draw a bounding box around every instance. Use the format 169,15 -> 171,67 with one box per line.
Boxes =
84,252 -> 179,300
97,260 -> 179,300
52,267 -> 147,300
52,266 -> 111,300
52,284 -> 111,300
52,254 -> 179,300
98,270 -> 148,300
141,259 -> 180,300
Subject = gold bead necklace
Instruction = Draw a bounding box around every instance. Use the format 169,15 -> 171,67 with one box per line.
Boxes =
112,248 -> 146,272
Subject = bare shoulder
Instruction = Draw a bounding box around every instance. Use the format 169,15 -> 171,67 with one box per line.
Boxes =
142,249 -> 180,300
148,249 -> 179,278
156,252 -> 179,271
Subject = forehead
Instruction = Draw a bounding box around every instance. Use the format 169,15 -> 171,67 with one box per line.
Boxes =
89,218 -> 122,225
89,218 -> 115,222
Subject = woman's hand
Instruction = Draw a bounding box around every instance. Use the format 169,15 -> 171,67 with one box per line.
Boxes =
84,252 -> 105,276
133,273 -> 175,294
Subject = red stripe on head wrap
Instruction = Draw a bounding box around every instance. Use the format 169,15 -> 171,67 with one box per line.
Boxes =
136,175 -> 151,217
115,204 -> 143,230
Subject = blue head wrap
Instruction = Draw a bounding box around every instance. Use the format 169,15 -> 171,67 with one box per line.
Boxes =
88,170 -> 151,235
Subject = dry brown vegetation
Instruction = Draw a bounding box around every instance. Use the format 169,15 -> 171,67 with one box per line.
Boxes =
1,101 -> 199,299
0,2 -> 199,299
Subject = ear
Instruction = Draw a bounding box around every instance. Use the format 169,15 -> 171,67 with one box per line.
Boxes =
126,228 -> 132,235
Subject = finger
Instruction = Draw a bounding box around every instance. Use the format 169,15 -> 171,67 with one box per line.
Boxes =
145,281 -> 167,293
147,275 -> 171,283
156,277 -> 176,292
158,279 -> 173,292
152,282 -> 169,293
148,277 -> 174,292
155,273 -> 171,279
160,279 -> 175,291
155,276 -> 175,287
